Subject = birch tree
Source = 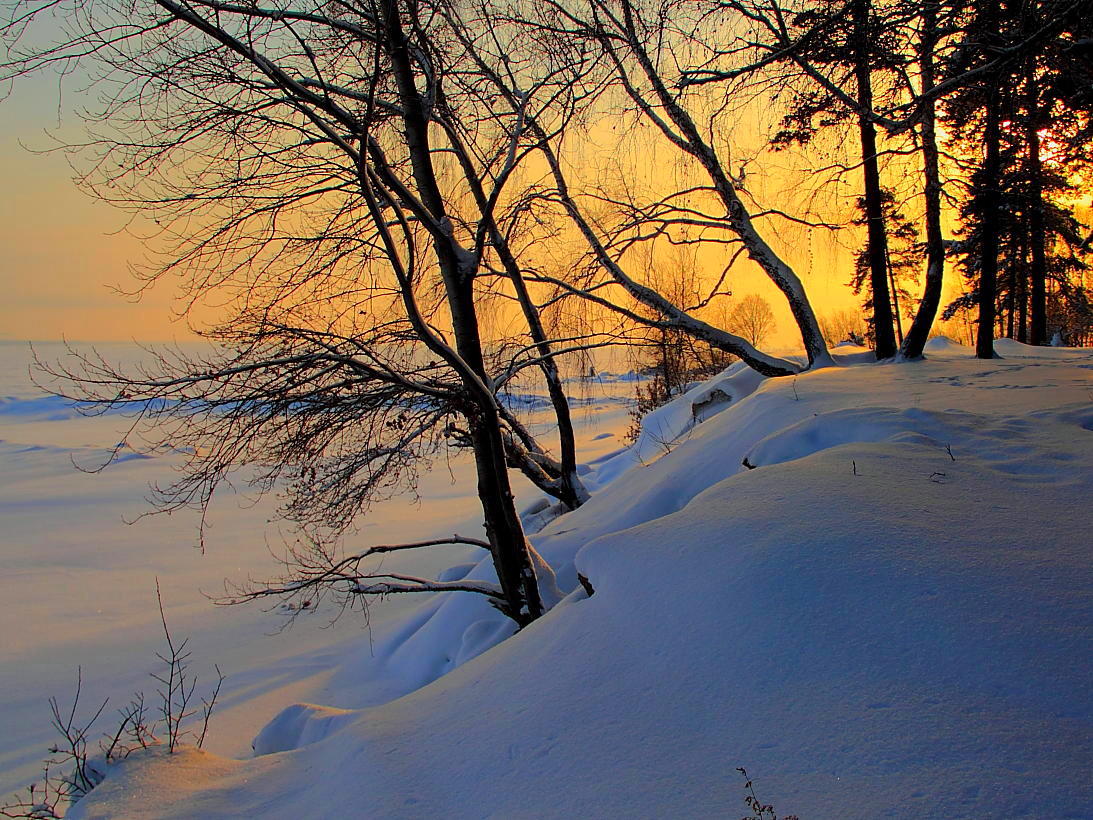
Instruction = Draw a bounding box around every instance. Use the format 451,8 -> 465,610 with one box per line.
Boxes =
488,0 -> 832,377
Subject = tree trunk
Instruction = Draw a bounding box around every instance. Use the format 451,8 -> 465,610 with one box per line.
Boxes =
887,248 -> 904,344
466,401 -> 545,626
492,237 -> 588,508
1025,66 -> 1049,345
1018,252 -> 1029,341
900,0 -> 945,359
1006,268 -> 1016,338
382,0 -> 543,624
978,86 -> 1002,359
445,274 -> 545,625
853,0 -> 897,359
615,0 -> 830,368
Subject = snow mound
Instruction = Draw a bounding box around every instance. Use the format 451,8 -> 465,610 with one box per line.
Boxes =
628,361 -> 766,465
66,747 -> 245,820
252,704 -> 358,756
922,335 -> 968,353
993,337 -> 1084,357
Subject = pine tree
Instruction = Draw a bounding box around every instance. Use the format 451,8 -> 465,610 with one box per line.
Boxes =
943,0 -> 1092,349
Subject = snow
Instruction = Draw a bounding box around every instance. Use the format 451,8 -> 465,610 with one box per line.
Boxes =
3,338 -> 1092,818
0,341 -> 631,802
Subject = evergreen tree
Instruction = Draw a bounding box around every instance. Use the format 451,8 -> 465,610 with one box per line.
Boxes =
943,0 -> 1091,350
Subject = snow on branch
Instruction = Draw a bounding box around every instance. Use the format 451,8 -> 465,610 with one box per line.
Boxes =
351,576 -> 504,598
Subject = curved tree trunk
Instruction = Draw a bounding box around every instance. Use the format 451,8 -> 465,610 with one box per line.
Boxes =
492,238 -> 588,509
535,132 -> 803,377
614,0 -> 830,368
901,0 -> 946,360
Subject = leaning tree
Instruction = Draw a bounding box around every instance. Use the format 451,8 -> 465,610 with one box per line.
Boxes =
458,0 -> 835,378
1,0 -> 618,625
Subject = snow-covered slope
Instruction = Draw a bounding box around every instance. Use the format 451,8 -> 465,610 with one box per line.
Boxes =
0,343 -> 631,800
16,340 -> 1093,818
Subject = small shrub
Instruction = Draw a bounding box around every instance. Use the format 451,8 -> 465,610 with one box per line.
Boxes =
2,582 -> 223,818
625,374 -> 676,444
737,767 -> 799,820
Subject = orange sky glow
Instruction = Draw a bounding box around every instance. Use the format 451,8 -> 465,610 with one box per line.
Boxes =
0,46 -> 951,351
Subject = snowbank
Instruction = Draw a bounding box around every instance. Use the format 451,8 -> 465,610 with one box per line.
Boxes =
15,340 -> 1093,818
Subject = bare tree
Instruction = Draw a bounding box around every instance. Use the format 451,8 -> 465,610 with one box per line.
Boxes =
727,294 -> 776,349
520,0 -> 831,371
448,0 -> 830,378
2,0 -> 612,624
673,0 -> 922,359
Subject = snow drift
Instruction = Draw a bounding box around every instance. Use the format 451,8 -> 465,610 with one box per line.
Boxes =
14,339 -> 1093,818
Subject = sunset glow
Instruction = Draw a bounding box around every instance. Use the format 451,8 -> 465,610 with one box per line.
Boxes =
1,1 -> 1089,817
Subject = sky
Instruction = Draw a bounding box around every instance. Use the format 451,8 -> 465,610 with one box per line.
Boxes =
0,66 -> 193,343
0,90 -> 862,349
0,16 -> 867,347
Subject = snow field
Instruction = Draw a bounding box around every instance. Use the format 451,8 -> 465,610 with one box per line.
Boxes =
3,339 -> 1092,818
